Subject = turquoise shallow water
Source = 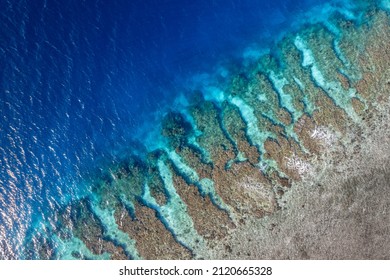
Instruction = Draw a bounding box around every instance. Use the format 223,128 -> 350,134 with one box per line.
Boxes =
0,0 -> 387,259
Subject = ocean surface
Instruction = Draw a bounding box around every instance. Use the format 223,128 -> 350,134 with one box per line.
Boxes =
0,0 -> 375,259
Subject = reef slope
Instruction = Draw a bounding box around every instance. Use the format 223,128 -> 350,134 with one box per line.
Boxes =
24,1 -> 390,260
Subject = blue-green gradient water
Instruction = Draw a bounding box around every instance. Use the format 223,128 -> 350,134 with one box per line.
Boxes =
0,0 -> 371,259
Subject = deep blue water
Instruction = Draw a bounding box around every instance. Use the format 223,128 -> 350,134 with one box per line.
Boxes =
0,0 -> 338,258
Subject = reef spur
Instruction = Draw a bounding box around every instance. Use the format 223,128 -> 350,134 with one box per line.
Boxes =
25,0 -> 390,259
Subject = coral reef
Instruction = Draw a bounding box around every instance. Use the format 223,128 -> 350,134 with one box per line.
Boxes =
34,1 -> 390,259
